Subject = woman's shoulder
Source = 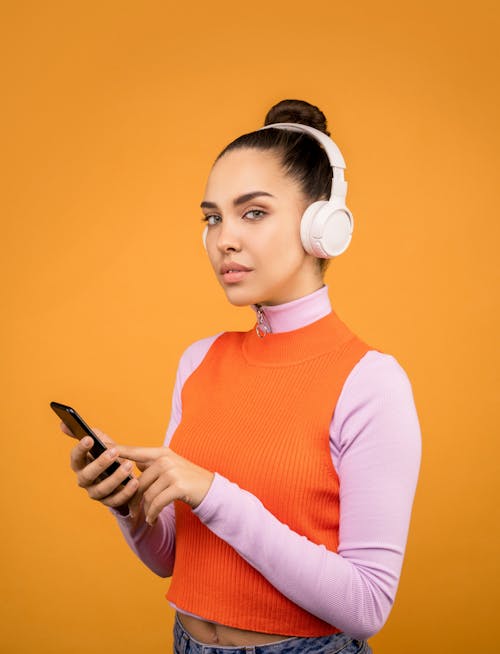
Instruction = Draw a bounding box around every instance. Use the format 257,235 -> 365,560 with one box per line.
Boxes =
340,349 -> 418,411
332,349 -> 421,451
351,349 -> 414,386
176,332 -> 225,382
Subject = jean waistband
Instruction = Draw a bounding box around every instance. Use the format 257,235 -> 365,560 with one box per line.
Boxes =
173,614 -> 356,654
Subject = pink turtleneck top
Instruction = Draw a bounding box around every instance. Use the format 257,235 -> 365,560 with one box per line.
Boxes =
112,285 -> 421,640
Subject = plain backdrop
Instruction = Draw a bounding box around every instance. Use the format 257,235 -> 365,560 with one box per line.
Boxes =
1,1 -> 499,652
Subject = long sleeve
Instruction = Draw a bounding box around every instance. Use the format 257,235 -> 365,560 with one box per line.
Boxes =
110,334 -> 222,576
112,503 -> 176,577
189,350 -> 421,639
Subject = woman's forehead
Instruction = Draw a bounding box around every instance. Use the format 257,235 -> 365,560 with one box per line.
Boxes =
204,148 -> 297,202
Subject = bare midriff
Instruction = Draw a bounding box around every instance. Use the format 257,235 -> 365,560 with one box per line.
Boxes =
177,612 -> 294,646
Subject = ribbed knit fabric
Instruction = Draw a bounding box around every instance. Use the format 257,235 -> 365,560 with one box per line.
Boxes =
167,309 -> 372,636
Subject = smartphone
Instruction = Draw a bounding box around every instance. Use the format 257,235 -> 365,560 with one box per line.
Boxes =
50,401 -> 134,483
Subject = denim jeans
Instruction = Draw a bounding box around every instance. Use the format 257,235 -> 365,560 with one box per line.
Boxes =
173,614 -> 373,654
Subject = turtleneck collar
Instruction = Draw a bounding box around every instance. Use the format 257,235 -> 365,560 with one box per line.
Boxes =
250,284 -> 332,336
243,285 -> 357,365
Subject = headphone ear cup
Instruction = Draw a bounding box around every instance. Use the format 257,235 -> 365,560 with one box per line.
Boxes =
202,226 -> 208,250
300,201 -> 327,256
300,201 -> 353,258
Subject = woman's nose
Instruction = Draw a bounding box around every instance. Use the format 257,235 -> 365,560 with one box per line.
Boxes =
216,219 -> 242,252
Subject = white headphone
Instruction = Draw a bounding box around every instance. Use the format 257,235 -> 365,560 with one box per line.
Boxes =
202,122 -> 353,258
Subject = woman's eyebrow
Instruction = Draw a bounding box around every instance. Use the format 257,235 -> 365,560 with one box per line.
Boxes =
200,191 -> 275,210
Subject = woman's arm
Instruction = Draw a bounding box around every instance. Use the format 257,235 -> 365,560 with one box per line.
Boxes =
112,499 -> 176,578
190,351 -> 421,640
110,334 -> 222,576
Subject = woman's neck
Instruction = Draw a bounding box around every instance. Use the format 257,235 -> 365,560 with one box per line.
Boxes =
250,284 -> 332,335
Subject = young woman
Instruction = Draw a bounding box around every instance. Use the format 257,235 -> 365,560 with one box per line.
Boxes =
65,99 -> 421,653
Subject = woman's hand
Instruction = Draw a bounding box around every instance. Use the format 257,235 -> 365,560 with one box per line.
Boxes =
115,445 -> 215,525
62,422 -> 139,513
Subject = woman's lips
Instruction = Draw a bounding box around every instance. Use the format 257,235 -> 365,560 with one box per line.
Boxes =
221,270 -> 252,284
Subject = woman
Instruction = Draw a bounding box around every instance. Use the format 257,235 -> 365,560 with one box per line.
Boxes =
65,99 -> 421,653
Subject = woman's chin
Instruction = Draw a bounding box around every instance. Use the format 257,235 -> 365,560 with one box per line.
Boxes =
221,285 -> 259,307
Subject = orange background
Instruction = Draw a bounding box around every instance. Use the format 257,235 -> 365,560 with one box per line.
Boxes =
1,1 -> 499,652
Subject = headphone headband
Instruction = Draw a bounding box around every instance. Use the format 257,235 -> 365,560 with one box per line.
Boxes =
257,122 -> 348,200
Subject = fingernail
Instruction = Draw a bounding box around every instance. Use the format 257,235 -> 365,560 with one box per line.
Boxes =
82,436 -> 92,447
124,461 -> 133,471
107,447 -> 118,458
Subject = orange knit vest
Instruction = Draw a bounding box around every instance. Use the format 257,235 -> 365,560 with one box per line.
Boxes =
167,309 -> 372,636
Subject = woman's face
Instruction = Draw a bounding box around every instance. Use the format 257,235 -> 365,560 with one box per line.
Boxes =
201,148 -> 323,307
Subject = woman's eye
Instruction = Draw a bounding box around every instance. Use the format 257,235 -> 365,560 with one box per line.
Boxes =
202,215 -> 221,226
201,210 -> 265,225
245,209 -> 265,220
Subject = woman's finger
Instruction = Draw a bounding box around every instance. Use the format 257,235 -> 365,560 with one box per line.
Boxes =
101,477 -> 139,510
60,421 -> 76,438
87,460 -> 136,501
145,486 -> 179,525
128,460 -> 163,517
115,445 -> 166,463
142,471 -> 173,518
70,436 -> 95,472
76,447 -> 121,488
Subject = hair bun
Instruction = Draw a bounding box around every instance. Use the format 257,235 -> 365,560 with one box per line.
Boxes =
264,99 -> 330,136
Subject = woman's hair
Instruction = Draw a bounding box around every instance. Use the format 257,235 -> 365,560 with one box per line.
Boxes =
215,99 -> 334,275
